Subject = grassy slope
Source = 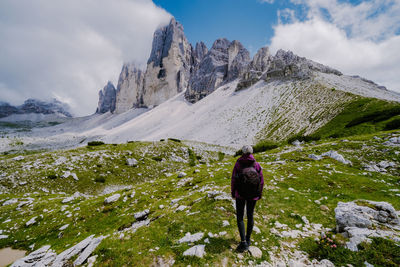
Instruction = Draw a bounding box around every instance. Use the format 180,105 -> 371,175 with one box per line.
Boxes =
0,130 -> 399,266
310,97 -> 400,139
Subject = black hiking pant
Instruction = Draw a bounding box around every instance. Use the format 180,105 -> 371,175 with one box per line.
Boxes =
235,198 -> 256,243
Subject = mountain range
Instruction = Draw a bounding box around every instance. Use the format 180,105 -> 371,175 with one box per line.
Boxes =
87,17 -> 400,148
0,99 -> 72,119
0,18 -> 399,151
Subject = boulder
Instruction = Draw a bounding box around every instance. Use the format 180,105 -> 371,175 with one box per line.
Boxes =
59,224 -> 69,231
178,232 -> 204,243
104,193 -> 121,204
25,216 -> 37,227
134,209 -> 150,221
126,158 -> 138,167
73,236 -> 104,265
182,244 -> 206,258
335,200 -> 400,251
248,246 -> 262,258
321,150 -> 351,165
177,171 -> 187,178
309,154 -> 322,160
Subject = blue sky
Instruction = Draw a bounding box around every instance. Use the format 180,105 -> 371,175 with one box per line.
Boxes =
153,0 -> 287,54
0,0 -> 399,115
152,0 -> 364,54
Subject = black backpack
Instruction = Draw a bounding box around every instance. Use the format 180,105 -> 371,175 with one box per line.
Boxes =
236,161 -> 261,199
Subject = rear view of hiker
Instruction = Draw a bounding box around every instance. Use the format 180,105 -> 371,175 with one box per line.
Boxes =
231,145 -> 264,252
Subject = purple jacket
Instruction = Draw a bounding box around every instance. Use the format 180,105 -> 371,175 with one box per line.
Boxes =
231,154 -> 264,200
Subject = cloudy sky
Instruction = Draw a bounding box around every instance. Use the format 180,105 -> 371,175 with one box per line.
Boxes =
1,0 -> 399,116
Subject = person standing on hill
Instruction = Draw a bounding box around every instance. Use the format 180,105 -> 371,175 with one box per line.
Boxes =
231,145 -> 264,252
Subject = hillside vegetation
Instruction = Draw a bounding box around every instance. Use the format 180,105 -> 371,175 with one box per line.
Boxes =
1,129 -> 400,266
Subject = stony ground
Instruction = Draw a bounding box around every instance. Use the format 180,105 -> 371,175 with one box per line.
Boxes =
0,131 -> 399,266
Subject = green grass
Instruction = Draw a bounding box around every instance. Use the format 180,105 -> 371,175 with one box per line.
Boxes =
0,130 -> 399,266
301,236 -> 400,266
311,97 -> 400,139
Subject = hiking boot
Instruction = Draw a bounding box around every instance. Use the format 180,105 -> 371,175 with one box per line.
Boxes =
246,238 -> 251,246
236,241 -> 249,252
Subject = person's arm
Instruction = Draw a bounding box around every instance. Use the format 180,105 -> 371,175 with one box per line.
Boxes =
231,162 -> 239,198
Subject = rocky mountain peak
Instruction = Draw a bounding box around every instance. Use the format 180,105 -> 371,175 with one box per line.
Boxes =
96,81 -> 116,114
250,46 -> 272,72
185,38 -> 250,103
191,42 -> 208,73
142,17 -> 193,107
227,40 -> 251,82
114,63 -> 144,113
102,17 -> 348,112
194,42 -> 208,61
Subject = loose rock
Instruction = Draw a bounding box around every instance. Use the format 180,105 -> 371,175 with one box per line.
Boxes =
104,193 -> 121,204
183,244 -> 206,258
248,246 -> 262,258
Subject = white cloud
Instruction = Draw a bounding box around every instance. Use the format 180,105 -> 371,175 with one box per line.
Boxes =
0,0 -> 171,116
269,0 -> 400,92
259,0 -> 275,4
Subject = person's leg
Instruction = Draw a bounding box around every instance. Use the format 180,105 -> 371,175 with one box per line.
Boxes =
235,198 -> 246,242
245,200 -> 257,245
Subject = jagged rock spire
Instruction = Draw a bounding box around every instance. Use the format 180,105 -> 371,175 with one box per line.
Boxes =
115,63 -> 144,113
96,81 -> 116,114
142,18 -> 193,107
185,38 -> 251,103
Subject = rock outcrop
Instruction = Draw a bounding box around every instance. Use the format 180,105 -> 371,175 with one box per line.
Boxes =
191,42 -> 208,73
226,40 -> 251,82
142,18 -> 193,107
335,200 -> 400,251
114,63 -> 144,113
0,99 -> 72,118
96,81 -> 116,114
237,49 -> 342,91
11,235 -> 104,267
186,39 -> 250,103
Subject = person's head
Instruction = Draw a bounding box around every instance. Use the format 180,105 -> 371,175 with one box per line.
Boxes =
241,145 -> 253,155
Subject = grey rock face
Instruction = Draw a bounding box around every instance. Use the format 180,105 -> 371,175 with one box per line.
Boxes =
335,200 -> 400,251
186,39 -> 250,103
265,49 -> 342,81
191,42 -> 208,73
115,63 -> 144,113
237,48 -> 342,91
186,38 -> 230,103
226,40 -> 251,82
250,46 -> 272,72
96,81 -> 116,114
142,18 -> 193,107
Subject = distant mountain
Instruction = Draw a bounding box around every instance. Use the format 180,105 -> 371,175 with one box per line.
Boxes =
95,17 -> 390,115
0,98 -> 72,119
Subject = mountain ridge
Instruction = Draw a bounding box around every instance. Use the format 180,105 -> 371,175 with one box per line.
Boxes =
0,98 -> 72,119
96,18 -> 367,114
